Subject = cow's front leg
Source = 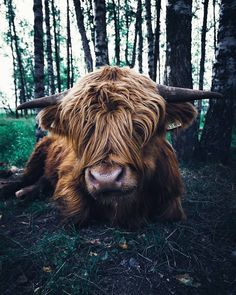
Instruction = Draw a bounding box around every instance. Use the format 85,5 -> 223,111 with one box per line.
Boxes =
53,175 -> 91,226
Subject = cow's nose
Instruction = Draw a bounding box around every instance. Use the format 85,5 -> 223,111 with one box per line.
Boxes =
86,165 -> 124,191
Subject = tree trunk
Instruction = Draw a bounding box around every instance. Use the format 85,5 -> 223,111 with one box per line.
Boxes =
86,0 -> 95,47
137,0 -> 143,73
213,0 -> 217,56
197,0 -> 209,136
45,0 -> 55,95
166,0 -> 198,162
33,0 -> 44,99
6,0 -> 18,117
51,0 -> 61,92
200,0 -> 236,163
67,0 -> 74,87
145,0 -> 155,80
199,0 -> 209,91
94,0 -> 109,67
73,0 -> 93,72
153,0 -> 161,82
111,0 -> 120,65
8,0 -> 26,108
124,0 -> 139,68
33,0 -> 45,142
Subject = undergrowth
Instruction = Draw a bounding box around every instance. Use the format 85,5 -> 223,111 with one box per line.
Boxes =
0,115 -> 35,167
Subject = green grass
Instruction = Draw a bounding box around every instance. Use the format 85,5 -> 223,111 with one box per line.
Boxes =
0,114 -> 35,167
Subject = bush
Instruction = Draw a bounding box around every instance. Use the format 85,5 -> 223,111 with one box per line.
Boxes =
0,115 -> 35,167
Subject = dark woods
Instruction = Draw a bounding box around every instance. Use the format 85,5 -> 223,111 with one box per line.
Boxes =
2,0 -> 236,163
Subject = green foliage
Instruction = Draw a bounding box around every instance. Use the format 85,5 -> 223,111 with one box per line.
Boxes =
0,114 -> 35,167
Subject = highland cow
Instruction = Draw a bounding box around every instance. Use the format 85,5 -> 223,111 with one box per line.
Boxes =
16,67 -> 222,228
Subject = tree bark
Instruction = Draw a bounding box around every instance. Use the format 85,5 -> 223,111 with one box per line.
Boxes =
86,0 -> 95,47
199,0 -> 209,91
196,0 -> 209,136
153,0 -> 161,82
137,0 -> 143,73
94,0 -> 109,67
33,0 -> 45,142
73,0 -> 93,72
111,0 -> 120,65
51,0 -> 61,92
145,0 -> 155,80
166,0 -> 198,162
33,0 -> 44,99
67,0 -> 74,87
45,0 -> 55,95
213,0 -> 217,56
8,0 -> 26,108
6,0 -> 18,117
200,0 -> 236,163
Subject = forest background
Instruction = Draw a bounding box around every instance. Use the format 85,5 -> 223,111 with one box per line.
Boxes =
0,0 -> 235,165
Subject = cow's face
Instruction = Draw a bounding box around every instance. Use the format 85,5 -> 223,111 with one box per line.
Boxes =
39,67 -> 196,202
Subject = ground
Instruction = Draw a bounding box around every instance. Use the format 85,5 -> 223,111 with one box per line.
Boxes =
0,163 -> 235,295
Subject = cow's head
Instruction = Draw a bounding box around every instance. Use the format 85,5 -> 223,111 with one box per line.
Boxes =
18,67 -> 222,203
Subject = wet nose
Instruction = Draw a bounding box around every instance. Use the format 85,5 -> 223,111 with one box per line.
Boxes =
86,165 -> 124,191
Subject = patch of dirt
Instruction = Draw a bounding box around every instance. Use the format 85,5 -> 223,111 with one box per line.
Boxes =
0,164 -> 235,295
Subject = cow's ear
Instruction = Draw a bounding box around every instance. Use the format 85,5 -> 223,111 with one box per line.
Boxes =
165,102 -> 197,130
38,104 -> 67,135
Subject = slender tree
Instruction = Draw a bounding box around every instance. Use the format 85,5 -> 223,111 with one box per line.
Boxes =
153,0 -> 161,82
67,0 -> 74,87
6,0 -> 18,117
200,0 -> 236,163
33,0 -> 45,141
137,0 -> 143,73
196,0 -> 209,134
86,0 -> 95,47
111,0 -> 120,65
145,0 -> 155,80
45,0 -> 55,95
166,0 -> 198,162
51,0 -> 61,92
126,0 -> 142,68
73,0 -> 93,72
199,0 -> 209,91
7,0 -> 27,108
213,0 -> 217,55
33,0 -> 44,98
94,0 -> 109,67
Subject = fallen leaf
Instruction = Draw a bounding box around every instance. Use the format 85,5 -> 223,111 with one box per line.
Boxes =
43,266 -> 52,273
88,238 -> 101,245
175,273 -> 192,285
175,273 -> 201,288
89,251 -> 98,256
118,237 -> 128,249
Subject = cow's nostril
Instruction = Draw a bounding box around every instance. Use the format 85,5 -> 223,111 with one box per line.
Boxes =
86,165 -> 125,187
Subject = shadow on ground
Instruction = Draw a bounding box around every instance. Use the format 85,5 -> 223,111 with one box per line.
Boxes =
0,164 -> 235,295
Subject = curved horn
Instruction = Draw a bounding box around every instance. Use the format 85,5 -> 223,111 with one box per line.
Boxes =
156,85 -> 223,102
17,90 -> 70,110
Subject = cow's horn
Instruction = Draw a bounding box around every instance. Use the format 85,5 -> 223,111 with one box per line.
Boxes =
156,85 -> 223,102
17,90 -> 70,110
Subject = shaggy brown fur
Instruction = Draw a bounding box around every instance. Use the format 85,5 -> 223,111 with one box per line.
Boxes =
21,66 -> 197,228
